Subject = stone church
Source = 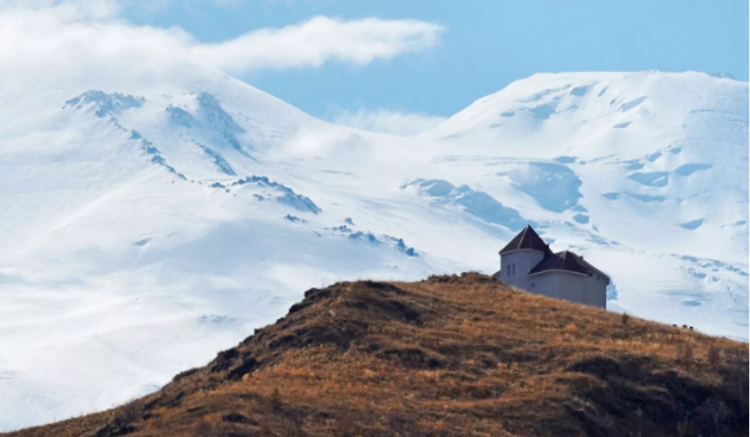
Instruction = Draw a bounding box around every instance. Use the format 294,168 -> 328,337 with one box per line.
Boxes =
493,225 -> 609,308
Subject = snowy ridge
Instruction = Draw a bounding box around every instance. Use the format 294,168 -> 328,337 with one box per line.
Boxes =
0,68 -> 746,430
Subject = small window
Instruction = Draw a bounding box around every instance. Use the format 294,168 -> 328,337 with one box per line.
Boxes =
507,264 -> 510,276
512,264 -> 516,275
531,282 -> 535,288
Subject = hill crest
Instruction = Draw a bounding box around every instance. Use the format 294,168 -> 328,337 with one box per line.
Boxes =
8,273 -> 748,437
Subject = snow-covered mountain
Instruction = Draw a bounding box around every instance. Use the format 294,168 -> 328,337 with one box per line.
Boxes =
0,67 -> 746,430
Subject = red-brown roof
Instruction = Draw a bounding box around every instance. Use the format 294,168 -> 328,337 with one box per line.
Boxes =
499,225 -> 553,255
500,226 -> 610,281
529,250 -> 589,276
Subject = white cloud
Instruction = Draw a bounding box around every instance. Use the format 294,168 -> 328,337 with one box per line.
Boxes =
330,109 -> 447,136
0,0 -> 122,19
0,1 -> 443,77
192,17 -> 442,73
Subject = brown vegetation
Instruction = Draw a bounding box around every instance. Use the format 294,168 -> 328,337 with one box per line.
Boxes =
5,272 -> 748,437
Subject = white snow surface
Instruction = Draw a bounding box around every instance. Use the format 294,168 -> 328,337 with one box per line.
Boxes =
0,67 -> 747,430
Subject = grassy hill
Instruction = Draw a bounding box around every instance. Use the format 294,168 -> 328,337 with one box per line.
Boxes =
6,273 -> 748,437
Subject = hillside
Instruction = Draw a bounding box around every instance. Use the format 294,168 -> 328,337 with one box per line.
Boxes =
8,273 -> 748,437
0,68 -> 747,429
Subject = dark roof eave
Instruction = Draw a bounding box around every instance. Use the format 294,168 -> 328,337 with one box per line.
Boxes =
528,269 -> 588,278
577,260 -> 611,281
499,248 -> 549,255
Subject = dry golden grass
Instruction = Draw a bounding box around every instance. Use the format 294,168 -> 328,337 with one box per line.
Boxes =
5,272 -> 748,437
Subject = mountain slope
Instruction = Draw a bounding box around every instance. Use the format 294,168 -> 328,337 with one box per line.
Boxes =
0,68 -> 746,430
411,70 -> 748,339
6,274 -> 748,437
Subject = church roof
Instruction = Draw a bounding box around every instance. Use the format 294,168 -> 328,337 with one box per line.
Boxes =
529,250 -> 589,276
499,225 -> 553,255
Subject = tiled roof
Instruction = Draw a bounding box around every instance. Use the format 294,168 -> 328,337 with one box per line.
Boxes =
499,225 -> 553,255
500,225 -> 610,281
529,251 -> 588,276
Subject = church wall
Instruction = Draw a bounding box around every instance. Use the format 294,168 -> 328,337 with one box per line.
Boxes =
556,273 -> 585,304
526,273 -> 559,299
582,273 -> 607,308
499,250 -> 546,290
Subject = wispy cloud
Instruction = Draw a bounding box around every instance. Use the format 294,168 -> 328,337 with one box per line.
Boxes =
0,1 -> 444,77
330,109 -> 446,136
192,17 -> 443,73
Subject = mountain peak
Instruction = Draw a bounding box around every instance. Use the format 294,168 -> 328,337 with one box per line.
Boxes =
65,90 -> 144,118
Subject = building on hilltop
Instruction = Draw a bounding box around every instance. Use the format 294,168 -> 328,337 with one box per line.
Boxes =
492,225 -> 609,308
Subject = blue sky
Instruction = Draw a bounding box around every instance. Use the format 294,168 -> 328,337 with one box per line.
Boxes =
125,0 -> 748,120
